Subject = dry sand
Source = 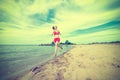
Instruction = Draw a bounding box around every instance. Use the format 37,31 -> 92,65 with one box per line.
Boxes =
17,43 -> 120,80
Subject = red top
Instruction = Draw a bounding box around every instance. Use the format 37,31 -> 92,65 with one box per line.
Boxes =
53,31 -> 60,35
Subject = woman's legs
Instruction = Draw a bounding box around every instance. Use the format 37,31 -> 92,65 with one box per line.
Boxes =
54,42 -> 59,57
58,44 -> 63,49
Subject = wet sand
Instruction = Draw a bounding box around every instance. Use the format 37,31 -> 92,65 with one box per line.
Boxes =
17,43 -> 120,80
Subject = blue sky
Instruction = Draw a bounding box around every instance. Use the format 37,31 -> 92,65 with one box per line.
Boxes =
0,0 -> 120,44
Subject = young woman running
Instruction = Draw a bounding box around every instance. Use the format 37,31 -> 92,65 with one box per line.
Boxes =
52,26 -> 62,57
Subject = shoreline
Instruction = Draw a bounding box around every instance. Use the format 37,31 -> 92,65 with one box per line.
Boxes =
17,43 -> 120,80
15,45 -> 75,80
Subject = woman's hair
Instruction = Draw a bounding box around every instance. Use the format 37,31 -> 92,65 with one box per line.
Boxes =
52,26 -> 57,30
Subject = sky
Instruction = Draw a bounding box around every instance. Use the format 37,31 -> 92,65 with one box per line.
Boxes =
0,0 -> 120,44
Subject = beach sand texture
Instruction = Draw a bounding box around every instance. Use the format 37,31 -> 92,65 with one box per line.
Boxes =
18,44 -> 120,80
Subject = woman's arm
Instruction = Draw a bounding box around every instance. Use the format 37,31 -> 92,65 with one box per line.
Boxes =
59,31 -> 61,35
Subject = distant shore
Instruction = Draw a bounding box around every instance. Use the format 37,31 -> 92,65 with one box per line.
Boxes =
17,43 -> 120,80
38,41 -> 120,46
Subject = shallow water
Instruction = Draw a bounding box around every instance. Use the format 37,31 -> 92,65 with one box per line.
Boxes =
0,45 -> 72,80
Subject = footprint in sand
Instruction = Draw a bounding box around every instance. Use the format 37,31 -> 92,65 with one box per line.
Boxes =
111,63 -> 120,68
86,77 -> 92,80
79,54 -> 84,57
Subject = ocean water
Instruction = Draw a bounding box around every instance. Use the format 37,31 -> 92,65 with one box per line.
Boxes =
0,45 -> 73,80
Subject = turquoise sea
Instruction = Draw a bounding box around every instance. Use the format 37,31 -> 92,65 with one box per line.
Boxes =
0,45 -> 72,80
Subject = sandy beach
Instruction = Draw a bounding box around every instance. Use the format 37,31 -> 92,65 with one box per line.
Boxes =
17,43 -> 120,80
